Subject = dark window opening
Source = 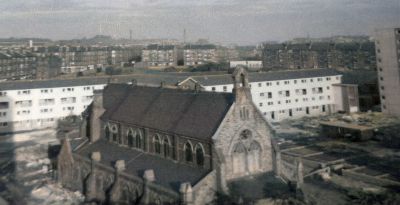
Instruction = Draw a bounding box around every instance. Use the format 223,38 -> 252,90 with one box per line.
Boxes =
136,135 -> 142,149
185,142 -> 193,162
163,138 -> 170,158
105,126 -> 110,141
85,117 -> 90,137
154,135 -> 161,154
128,130 -> 134,147
196,145 -> 205,166
112,133 -> 118,142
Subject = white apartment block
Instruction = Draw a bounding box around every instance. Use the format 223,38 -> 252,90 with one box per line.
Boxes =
0,79 -> 109,133
0,74 -> 190,134
142,45 -> 177,67
179,69 -> 358,121
183,45 -> 217,66
230,61 -> 263,70
375,28 -> 400,117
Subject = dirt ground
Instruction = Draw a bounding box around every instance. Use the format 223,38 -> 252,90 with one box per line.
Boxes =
0,129 -> 83,205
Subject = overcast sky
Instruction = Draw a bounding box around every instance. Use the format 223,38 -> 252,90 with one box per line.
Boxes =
0,0 -> 399,44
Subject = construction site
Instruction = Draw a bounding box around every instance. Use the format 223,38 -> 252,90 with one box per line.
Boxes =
0,112 -> 400,205
273,112 -> 400,204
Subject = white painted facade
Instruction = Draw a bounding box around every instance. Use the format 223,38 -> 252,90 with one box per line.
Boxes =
230,61 -> 263,70
202,75 -> 342,121
0,83 -> 106,133
184,49 -> 217,66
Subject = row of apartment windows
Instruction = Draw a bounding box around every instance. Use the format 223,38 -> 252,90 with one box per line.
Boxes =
211,80 -> 335,92
12,118 -> 55,126
11,106 -> 76,116
15,100 -> 32,107
40,108 -> 53,113
256,77 -> 336,88
258,96 -> 330,107
17,110 -> 30,115
63,106 -> 75,111
258,87 -> 328,98
17,90 -> 30,95
263,105 -> 327,119
3,87 -> 97,97
8,96 -> 93,108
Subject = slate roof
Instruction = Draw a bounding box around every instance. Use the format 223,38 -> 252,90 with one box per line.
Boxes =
263,44 -> 286,50
146,44 -> 175,50
287,43 -> 310,50
76,139 -> 211,191
0,74 -> 189,91
101,84 -> 235,140
190,68 -> 341,86
339,70 -> 377,85
183,44 -> 216,50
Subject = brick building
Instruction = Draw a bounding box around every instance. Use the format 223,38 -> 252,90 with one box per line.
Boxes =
261,42 -> 376,71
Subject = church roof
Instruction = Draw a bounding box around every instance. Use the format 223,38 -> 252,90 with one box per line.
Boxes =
101,84 -> 235,140
76,139 -> 211,192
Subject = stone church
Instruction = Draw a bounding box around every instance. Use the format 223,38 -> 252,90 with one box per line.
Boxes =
57,67 -> 278,204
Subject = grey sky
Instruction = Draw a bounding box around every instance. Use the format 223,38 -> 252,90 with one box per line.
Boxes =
0,0 -> 399,44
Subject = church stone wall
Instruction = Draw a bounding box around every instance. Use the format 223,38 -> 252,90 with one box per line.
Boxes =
212,67 -> 275,188
192,170 -> 217,205
58,150 -> 180,204
214,102 -> 274,182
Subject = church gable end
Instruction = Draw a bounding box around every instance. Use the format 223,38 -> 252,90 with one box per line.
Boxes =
212,66 -> 275,182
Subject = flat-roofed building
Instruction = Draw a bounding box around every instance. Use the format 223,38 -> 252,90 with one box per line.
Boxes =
0,51 -> 37,80
374,28 -> 400,117
0,74 -> 188,134
183,44 -> 217,66
142,44 -> 177,68
178,68 -> 358,121
230,61 -> 262,71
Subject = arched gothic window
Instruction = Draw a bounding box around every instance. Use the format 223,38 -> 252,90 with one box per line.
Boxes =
163,137 -> 170,158
127,129 -> 135,147
184,142 -> 193,162
232,143 -> 247,174
248,141 -> 262,173
249,141 -> 261,151
195,144 -> 205,167
136,129 -> 143,149
105,126 -> 110,141
111,125 -> 118,142
154,135 -> 161,154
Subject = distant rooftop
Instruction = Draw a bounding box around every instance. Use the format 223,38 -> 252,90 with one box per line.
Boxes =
183,44 -> 216,50
0,74 -> 189,91
146,44 -> 175,50
189,68 -> 341,86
